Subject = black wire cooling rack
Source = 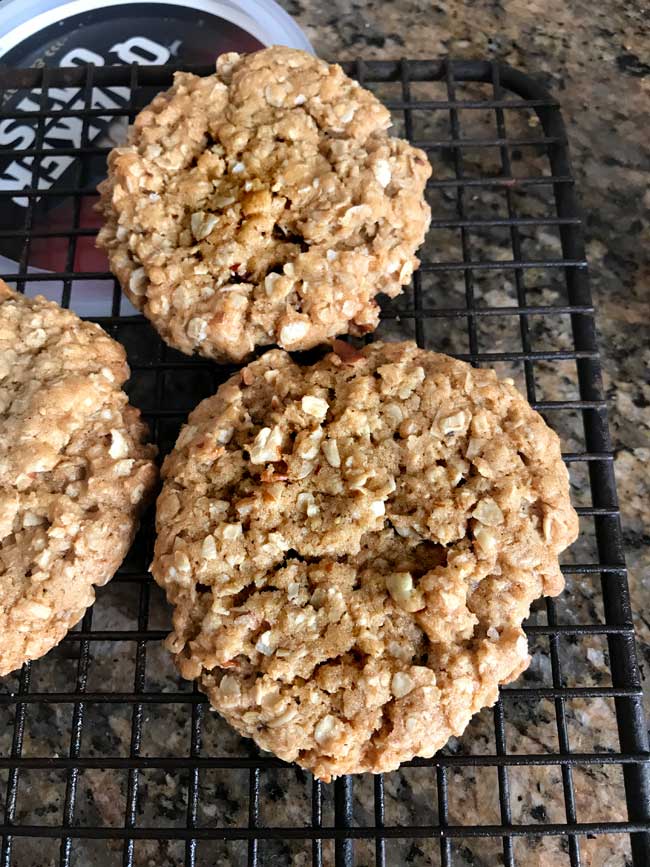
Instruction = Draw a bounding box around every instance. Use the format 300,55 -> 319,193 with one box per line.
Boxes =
0,57 -> 649,867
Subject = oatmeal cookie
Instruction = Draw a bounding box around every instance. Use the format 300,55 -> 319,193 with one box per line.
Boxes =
97,47 -> 431,362
0,283 -> 157,676
152,341 -> 577,780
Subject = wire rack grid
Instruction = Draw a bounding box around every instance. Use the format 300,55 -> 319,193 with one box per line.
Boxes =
0,57 -> 648,867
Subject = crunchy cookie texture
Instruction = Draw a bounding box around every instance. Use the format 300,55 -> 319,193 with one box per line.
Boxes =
152,341 -> 578,780
97,47 -> 431,362
0,283 -> 157,676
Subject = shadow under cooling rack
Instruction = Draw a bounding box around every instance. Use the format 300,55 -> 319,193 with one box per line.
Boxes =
0,57 -> 649,867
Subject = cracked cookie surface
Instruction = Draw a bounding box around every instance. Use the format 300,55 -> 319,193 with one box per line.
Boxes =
97,47 -> 431,362
152,341 -> 578,780
0,282 -> 157,676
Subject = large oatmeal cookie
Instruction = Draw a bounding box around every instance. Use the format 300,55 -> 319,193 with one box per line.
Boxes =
97,47 -> 431,362
152,341 -> 577,780
0,283 -> 157,676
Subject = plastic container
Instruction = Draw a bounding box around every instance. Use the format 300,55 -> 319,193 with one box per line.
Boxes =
0,0 -> 313,63
0,0 -> 313,313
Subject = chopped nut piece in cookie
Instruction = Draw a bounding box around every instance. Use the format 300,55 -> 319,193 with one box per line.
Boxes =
473,497 -> 504,526
279,321 -> 310,348
391,671 -> 415,698
301,395 -> 329,419
152,340 -> 578,781
249,426 -> 283,464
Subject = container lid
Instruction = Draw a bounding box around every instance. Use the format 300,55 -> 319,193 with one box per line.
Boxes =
0,0 -> 313,62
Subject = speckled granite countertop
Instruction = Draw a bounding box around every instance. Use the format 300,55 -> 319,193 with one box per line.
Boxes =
2,2 -> 649,866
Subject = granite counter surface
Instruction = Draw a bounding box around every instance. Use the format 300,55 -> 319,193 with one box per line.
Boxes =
1,1 -> 648,865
